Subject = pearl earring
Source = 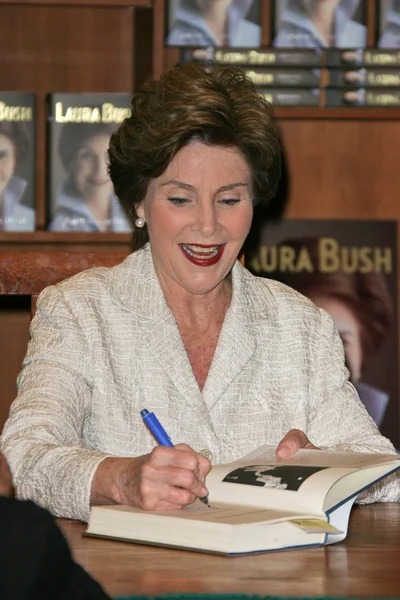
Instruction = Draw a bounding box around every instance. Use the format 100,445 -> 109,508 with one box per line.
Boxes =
135,217 -> 145,228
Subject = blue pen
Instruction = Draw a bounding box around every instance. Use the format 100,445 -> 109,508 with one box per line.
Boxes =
140,408 -> 210,507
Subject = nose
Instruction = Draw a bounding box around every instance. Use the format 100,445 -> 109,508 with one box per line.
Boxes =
190,201 -> 221,238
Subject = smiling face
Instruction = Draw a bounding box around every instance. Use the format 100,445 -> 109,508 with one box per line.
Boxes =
70,133 -> 112,202
0,134 -> 16,199
137,141 -> 254,297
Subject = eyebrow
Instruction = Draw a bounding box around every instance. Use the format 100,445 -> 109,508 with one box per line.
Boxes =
160,180 -> 250,193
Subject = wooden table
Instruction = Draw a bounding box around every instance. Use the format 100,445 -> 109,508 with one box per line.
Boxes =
60,504 -> 400,598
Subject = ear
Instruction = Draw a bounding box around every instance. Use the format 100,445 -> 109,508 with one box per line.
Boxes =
136,202 -> 145,221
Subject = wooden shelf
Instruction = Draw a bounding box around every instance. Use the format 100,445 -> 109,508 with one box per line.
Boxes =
0,0 -> 151,6
0,232 -> 132,244
274,107 -> 400,120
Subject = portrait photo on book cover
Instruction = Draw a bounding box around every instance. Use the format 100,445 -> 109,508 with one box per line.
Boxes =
245,219 -> 399,451
378,0 -> 400,48
165,0 -> 261,48
272,0 -> 367,49
0,99 -> 35,232
223,465 -> 328,491
47,94 -> 132,233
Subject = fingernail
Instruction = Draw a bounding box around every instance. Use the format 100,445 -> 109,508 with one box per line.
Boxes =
200,486 -> 208,497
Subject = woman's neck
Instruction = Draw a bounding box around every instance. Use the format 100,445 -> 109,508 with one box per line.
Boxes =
307,3 -> 336,46
201,0 -> 231,45
159,274 -> 233,332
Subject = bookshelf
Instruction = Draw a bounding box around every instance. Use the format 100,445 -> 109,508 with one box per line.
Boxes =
1,0 -> 400,431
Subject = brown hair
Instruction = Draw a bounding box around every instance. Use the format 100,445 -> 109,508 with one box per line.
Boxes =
108,62 -> 282,251
0,121 -> 30,163
274,237 -> 393,367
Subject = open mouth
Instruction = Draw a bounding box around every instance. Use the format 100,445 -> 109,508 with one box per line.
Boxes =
179,243 -> 226,266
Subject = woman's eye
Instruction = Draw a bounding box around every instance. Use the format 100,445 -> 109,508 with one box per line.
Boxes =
168,197 -> 189,205
220,198 -> 240,206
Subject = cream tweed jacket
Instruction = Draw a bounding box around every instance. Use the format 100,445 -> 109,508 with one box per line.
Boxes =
1,244 -> 399,521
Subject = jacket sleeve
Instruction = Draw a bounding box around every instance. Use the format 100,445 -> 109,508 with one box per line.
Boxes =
307,309 -> 400,503
0,285 -> 111,522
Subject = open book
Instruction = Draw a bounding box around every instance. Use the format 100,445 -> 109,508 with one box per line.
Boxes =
86,445 -> 399,556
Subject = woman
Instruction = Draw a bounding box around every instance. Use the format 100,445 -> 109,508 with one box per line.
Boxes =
273,0 -> 366,48
49,122 -> 131,232
1,63 -> 399,523
166,0 -> 261,47
0,121 -> 35,231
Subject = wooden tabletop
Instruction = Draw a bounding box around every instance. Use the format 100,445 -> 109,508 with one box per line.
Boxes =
59,504 -> 400,598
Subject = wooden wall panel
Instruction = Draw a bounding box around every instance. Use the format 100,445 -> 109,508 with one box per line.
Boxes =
279,120 -> 400,220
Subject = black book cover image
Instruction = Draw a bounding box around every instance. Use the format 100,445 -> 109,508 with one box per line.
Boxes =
165,0 -> 261,48
245,219 -> 399,450
378,0 -> 400,48
0,92 -> 35,232
47,93 -> 132,233
272,0 -> 367,49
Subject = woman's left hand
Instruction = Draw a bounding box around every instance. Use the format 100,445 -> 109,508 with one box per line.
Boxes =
276,429 -> 319,459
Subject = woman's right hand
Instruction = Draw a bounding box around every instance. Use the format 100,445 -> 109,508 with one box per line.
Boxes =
91,443 -> 211,511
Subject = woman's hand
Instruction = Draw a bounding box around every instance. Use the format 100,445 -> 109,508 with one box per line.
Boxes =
276,429 -> 319,459
0,452 -> 13,497
91,443 -> 211,511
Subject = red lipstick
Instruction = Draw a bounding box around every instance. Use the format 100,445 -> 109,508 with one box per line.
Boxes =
179,243 -> 225,267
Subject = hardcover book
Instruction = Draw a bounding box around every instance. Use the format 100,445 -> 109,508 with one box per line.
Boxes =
326,68 -> 400,87
326,48 -> 400,66
245,219 -> 399,449
86,445 -> 399,555
0,92 -> 35,231
165,0 -> 261,48
244,67 -> 321,88
259,88 -> 320,106
180,47 -> 325,67
378,0 -> 400,48
47,93 -> 132,233
272,0 -> 367,49
325,87 -> 400,106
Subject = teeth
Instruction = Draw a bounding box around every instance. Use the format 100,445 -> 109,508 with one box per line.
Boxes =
182,244 -> 221,259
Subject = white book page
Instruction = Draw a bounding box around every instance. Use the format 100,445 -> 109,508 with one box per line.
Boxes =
206,446 -> 399,516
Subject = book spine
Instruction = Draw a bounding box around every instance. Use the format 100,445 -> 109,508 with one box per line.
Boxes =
180,47 -> 325,67
245,68 -> 321,88
326,49 -> 400,67
259,88 -> 321,107
325,88 -> 400,107
327,69 -> 400,87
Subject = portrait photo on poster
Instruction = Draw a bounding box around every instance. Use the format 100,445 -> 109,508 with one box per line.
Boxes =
245,219 -> 399,451
0,92 -> 35,232
272,0 -> 367,49
165,0 -> 261,48
378,0 -> 400,48
223,465 -> 328,491
47,93 -> 132,233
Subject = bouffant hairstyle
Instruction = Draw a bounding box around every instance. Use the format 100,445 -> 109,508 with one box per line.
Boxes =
0,121 -> 30,163
108,62 -> 282,251
58,121 -> 116,172
273,237 -> 393,369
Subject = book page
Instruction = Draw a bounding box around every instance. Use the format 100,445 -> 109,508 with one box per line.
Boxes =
206,445 -> 399,515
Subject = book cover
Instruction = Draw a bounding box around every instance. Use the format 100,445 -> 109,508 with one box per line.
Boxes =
165,0 -> 261,48
272,0 -> 367,49
47,93 -> 132,233
245,219 -> 399,450
378,0 -> 400,48
0,92 -> 35,232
